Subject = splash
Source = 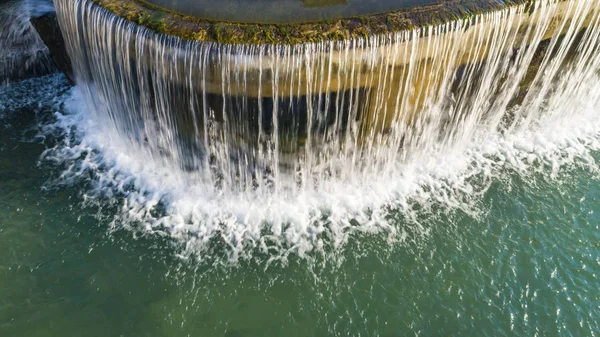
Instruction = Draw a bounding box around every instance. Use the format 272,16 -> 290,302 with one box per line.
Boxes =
0,73 -> 68,114
47,0 -> 600,262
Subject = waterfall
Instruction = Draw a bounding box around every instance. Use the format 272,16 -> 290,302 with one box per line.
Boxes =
0,0 -> 56,85
51,0 -> 600,257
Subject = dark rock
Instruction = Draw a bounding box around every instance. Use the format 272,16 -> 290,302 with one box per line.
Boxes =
0,0 -> 56,84
30,12 -> 74,84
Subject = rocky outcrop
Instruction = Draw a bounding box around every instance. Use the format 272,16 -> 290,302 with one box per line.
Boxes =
0,0 -> 56,84
30,12 -> 74,84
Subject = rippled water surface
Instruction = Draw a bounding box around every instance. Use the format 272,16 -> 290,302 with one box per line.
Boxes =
145,0 -> 441,23
1,74 -> 600,336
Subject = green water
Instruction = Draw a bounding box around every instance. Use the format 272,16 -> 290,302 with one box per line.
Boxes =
1,76 -> 600,336
144,0 -> 441,24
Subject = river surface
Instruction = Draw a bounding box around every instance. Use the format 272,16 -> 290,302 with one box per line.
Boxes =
145,0 -> 441,23
1,74 -> 600,336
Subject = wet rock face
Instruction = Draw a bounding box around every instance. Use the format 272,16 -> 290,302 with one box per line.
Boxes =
0,0 -> 56,84
30,12 -> 74,84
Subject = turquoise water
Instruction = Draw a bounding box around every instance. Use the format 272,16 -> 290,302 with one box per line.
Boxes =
2,75 -> 600,336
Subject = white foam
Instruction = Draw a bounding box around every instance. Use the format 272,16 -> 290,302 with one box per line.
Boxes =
38,77 -> 600,263
42,0 -> 600,263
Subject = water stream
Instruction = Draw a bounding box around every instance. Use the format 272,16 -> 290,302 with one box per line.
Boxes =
2,0 -> 600,335
51,0 -> 600,259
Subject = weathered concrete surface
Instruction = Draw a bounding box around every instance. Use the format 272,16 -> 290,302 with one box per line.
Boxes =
30,12 -> 74,84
